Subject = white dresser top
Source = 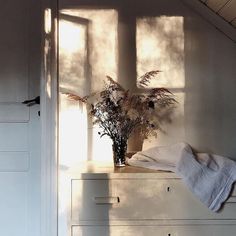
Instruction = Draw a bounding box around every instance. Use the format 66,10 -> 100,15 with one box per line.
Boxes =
60,161 -> 180,179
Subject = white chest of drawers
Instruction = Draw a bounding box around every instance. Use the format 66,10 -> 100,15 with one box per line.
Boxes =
59,162 -> 236,236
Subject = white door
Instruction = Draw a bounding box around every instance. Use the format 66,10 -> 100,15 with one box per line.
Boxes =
0,1 -> 41,235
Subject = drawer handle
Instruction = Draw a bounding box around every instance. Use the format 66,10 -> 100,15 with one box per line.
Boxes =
93,197 -> 120,205
166,186 -> 171,192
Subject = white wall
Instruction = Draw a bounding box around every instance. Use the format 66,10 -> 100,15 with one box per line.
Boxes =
138,0 -> 236,159
118,0 -> 236,159
184,11 -> 236,158
136,0 -> 236,159
59,0 -> 236,159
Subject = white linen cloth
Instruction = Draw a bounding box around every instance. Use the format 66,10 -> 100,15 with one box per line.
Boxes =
127,142 -> 236,211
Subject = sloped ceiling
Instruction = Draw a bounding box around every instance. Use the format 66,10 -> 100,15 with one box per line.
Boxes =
200,0 -> 236,27
182,0 -> 236,42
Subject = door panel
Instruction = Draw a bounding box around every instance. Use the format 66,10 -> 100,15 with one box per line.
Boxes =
0,152 -> 29,172
0,173 -> 28,236
0,0 -> 41,236
0,104 -> 29,122
0,123 -> 28,151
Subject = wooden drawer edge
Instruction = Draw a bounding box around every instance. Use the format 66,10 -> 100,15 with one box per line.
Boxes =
71,219 -> 236,226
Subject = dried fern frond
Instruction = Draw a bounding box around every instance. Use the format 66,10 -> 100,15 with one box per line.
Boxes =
106,76 -> 126,91
152,87 -> 173,94
63,71 -> 177,142
138,70 -> 162,88
64,93 -> 87,103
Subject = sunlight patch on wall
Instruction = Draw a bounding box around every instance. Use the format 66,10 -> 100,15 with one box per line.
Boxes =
90,126 -> 113,162
59,96 -> 88,167
137,16 -> 186,147
136,16 -> 185,88
59,9 -> 118,164
59,20 -> 86,54
59,19 -> 88,97
61,9 -> 118,92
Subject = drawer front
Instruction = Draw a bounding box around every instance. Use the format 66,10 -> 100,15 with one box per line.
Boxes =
72,225 -> 236,236
71,179 -> 236,221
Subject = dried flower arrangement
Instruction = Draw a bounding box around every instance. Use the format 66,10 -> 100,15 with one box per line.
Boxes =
66,71 -> 177,166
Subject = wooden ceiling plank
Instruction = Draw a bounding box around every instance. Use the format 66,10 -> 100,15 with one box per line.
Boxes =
182,0 -> 236,42
232,18 -> 236,27
207,0 -> 231,12
218,0 -> 236,22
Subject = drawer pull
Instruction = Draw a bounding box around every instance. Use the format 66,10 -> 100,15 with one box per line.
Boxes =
93,197 -> 120,205
166,186 -> 171,192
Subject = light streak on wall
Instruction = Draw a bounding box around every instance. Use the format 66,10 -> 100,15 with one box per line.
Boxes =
136,16 -> 185,88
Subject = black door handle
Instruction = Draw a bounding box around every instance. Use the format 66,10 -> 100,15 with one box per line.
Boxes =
22,96 -> 40,106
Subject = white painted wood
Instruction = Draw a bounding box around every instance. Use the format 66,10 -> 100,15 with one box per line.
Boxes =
27,106 -> 41,236
0,173 -> 28,236
0,103 -> 29,122
71,179 -> 236,222
26,0 -> 42,234
40,50 -> 58,236
0,152 -> 29,171
64,161 -> 179,179
0,123 -> 28,151
72,225 -> 236,236
65,164 -> 236,236
40,2 -> 58,236
68,219 -> 236,226
0,1 -> 41,236
218,0 -> 236,21
0,1 -> 29,103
